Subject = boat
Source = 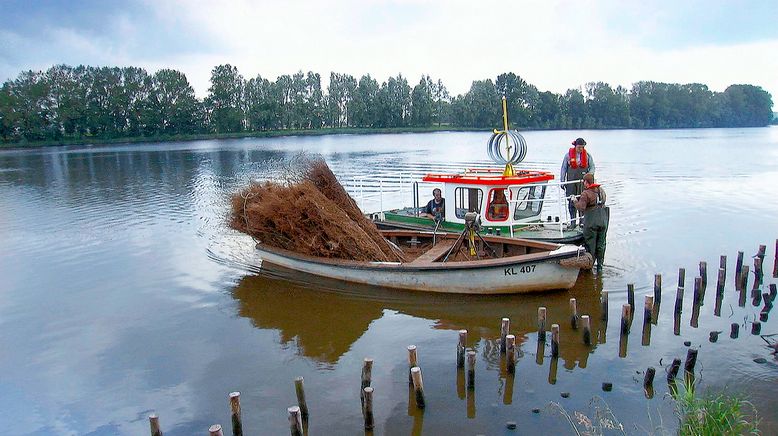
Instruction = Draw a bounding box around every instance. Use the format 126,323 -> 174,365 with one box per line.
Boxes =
355,97 -> 584,244
254,227 -> 589,294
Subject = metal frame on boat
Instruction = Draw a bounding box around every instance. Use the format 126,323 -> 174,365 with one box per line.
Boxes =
347,97 -> 585,244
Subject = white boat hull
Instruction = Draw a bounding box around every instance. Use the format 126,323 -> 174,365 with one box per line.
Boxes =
255,244 -> 583,295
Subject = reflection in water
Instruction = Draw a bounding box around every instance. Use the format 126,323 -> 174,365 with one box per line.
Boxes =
231,263 -> 605,370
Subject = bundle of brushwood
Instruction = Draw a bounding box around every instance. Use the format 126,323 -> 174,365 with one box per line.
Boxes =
229,156 -> 405,262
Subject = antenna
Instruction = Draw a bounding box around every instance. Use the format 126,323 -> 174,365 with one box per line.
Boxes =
488,96 -> 527,176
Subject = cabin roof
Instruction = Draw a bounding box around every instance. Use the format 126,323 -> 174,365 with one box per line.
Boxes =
422,168 -> 554,186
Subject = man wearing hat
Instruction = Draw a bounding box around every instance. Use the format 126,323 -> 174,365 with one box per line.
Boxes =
560,137 -> 594,228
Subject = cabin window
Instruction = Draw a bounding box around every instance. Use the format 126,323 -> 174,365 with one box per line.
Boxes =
513,186 -> 546,220
486,188 -> 510,221
454,187 -> 482,219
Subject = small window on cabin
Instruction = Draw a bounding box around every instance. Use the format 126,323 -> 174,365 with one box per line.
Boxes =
513,186 -> 546,220
454,187 -> 482,219
486,188 -> 510,221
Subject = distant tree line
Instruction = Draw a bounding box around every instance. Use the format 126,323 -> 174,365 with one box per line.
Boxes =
0,64 -> 773,144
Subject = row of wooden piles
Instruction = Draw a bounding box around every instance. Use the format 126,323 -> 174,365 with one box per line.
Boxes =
146,241 -> 777,435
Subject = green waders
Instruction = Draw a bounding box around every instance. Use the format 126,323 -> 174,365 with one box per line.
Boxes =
582,194 -> 609,269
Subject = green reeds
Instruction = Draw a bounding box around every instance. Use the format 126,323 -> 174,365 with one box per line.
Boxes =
676,380 -> 760,436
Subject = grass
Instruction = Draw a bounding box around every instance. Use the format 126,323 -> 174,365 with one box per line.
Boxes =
548,383 -> 761,436
676,380 -> 760,436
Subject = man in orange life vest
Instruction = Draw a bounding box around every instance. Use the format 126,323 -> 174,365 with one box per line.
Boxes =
560,137 -> 594,228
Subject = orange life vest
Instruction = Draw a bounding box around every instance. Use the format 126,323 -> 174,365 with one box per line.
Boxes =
568,147 -> 588,169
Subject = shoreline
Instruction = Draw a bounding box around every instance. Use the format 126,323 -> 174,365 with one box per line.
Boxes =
1,124 -> 775,150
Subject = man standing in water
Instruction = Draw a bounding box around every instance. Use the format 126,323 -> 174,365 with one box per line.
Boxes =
574,173 -> 608,271
561,138 -> 594,228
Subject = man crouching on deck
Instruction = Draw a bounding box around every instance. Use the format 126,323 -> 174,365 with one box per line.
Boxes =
573,173 -> 608,271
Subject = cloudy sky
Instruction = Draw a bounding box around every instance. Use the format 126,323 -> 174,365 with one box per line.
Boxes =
1,0 -> 776,107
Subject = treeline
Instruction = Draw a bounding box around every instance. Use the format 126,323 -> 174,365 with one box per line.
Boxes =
0,64 -> 773,144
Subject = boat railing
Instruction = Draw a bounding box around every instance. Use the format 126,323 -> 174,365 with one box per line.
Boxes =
343,172 -> 425,213
505,179 -> 581,238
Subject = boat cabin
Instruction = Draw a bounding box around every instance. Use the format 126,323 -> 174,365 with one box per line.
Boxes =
421,168 -> 554,227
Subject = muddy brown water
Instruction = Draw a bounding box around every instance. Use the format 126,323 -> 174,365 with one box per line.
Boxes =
1,128 -> 777,434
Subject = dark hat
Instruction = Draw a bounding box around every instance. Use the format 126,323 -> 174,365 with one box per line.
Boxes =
572,138 -> 586,146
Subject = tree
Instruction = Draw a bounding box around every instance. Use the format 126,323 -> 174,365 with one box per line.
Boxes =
718,84 -> 773,127
496,73 -> 540,128
327,72 -> 357,128
535,91 -> 562,128
147,69 -> 200,135
245,74 -> 281,131
410,76 -> 433,127
451,79 -> 500,128
376,74 -> 411,128
561,88 -> 586,129
431,78 -> 450,126
205,64 -> 244,133
350,74 -> 380,127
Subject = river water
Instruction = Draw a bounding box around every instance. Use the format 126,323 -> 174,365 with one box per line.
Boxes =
1,128 -> 777,435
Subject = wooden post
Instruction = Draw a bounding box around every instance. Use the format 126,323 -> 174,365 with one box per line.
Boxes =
627,284 -> 635,317
410,367 -> 425,409
757,244 -> 767,260
699,261 -> 707,289
719,255 -> 727,283
569,298 -> 579,329
506,335 -> 517,373
677,268 -> 686,291
716,267 -> 725,295
752,322 -> 761,335
643,296 -> 654,326
754,257 -> 763,288
537,307 -> 547,341
618,332 -> 628,358
675,286 -> 684,315
581,315 -> 591,345
149,414 -> 162,436
601,292 -> 609,323
641,316 -> 652,346
690,303 -> 700,328
684,348 -> 698,376
667,358 -> 682,382
229,392 -> 242,436
551,324 -> 560,358
770,283 -> 777,301
362,388 -> 374,430
466,351 -> 476,390
535,339 -> 544,365
209,424 -> 224,436
407,346 -> 418,385
500,318 -> 510,353
288,407 -> 303,436
294,377 -> 308,420
693,277 -> 702,305
457,330 -> 467,368
735,251 -> 744,289
714,288 -> 724,317
621,304 -> 631,334
654,274 -> 662,304
361,358 -> 373,406
740,265 -> 750,292
644,366 -> 656,388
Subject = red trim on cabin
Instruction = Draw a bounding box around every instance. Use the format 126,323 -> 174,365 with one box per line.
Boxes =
422,170 -> 554,186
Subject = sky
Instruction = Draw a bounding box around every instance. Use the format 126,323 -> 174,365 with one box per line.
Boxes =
1,0 -> 777,108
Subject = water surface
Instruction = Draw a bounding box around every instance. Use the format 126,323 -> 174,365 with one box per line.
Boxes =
1,128 -> 777,434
